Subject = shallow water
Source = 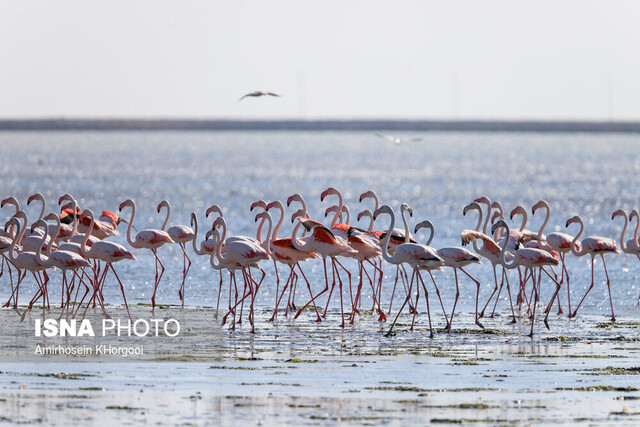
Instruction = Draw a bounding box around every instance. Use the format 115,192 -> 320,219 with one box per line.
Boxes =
2,131 -> 640,424
1,130 -> 640,317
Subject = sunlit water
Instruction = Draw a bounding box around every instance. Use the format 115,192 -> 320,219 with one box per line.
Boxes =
1,130 -> 640,321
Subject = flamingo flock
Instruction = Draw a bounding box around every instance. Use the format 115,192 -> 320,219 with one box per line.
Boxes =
1,190 -> 637,337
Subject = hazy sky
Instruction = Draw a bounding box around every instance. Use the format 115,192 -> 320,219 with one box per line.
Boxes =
1,1 -> 639,120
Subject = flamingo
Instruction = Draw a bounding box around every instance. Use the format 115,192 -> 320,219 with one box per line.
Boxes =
57,195 -> 100,248
291,216 -> 357,326
462,202 -> 516,321
3,217 -> 49,316
491,219 -> 561,336
119,199 -> 173,310
415,220 -> 483,330
323,196 -> 384,322
373,205 -> 444,337
565,215 -> 619,321
157,200 -> 195,305
531,200 -> 577,313
210,216 -> 270,333
614,209 -> 640,304
76,210 -> 136,320
31,219 -> 91,316
190,211 -> 225,310
265,200 -> 319,321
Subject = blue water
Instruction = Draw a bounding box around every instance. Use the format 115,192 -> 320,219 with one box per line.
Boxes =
1,130 -> 640,319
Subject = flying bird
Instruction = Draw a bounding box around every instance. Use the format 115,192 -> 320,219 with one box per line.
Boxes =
239,91 -> 282,101
374,132 -> 423,145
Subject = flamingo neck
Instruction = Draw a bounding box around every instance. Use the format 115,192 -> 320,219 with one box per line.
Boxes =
537,202 -> 550,246
400,206 -> 410,243
618,212 -> 629,253
380,211 -> 396,265
271,204 -> 285,242
124,203 -> 137,247
8,220 -> 23,263
570,218 -> 585,257
481,199 -> 492,234
261,215 -> 273,254
37,197 -> 45,222
329,191 -> 343,228
499,222 -> 517,269
80,215 -> 95,256
46,216 -> 61,254
214,218 -> 229,263
209,231 -> 222,270
35,225 -> 49,264
161,203 -> 170,231
191,214 -> 204,255
519,210 -> 528,232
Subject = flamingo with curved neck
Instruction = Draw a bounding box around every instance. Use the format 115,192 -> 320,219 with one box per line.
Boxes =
415,220 -> 483,331
374,205 -> 443,337
492,219 -> 561,336
462,202 -> 514,320
158,200 -> 195,305
119,199 -> 172,310
566,215 -> 619,321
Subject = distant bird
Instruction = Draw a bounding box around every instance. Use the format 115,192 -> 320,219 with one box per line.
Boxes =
238,91 -> 281,101
374,132 -> 423,145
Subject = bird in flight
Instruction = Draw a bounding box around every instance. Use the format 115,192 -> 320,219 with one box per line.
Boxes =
374,132 -> 423,145
239,91 -> 282,101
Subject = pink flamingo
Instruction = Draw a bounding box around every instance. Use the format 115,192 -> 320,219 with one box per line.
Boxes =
76,210 -> 136,319
265,201 -> 319,321
566,215 -> 619,321
324,203 -> 385,323
373,205 -> 443,337
491,219 -> 561,336
119,199 -> 173,310
462,202 -> 516,321
157,200 -> 195,305
531,200 -> 577,313
32,219 -> 91,317
3,217 -> 49,316
415,219 -> 483,331
291,216 -> 357,326
210,216 -> 270,333
614,208 -> 640,304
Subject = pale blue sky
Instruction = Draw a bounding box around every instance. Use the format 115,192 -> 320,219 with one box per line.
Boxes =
1,1 -> 639,120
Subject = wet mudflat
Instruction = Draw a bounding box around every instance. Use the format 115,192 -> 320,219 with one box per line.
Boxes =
1,306 -> 640,425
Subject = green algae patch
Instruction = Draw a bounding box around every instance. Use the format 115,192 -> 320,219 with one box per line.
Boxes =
366,386 -> 428,392
585,366 -> 640,375
285,358 -> 321,363
209,365 -> 259,370
106,405 -> 143,411
556,385 -> 639,392
152,355 -> 199,362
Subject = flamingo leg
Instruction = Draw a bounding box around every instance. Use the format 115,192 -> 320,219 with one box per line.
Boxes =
480,264 -> 500,318
570,256 -> 595,318
528,268 -> 538,337
270,264 -> 293,322
388,265 -> 402,315
294,257 -> 329,321
385,268 -> 416,337
541,266 -> 562,330
323,259 -> 339,320
427,270 -> 449,328
178,243 -> 191,305
448,268 -> 461,332
410,272 -> 420,331
366,258 -> 386,321
294,262 -> 322,321
602,255 -> 615,322
563,253 -> 571,313
416,270 -> 434,338
460,267 -> 484,329
215,270 -> 223,313
109,263 -> 132,321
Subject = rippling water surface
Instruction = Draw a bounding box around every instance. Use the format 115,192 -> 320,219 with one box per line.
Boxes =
1,130 -> 640,319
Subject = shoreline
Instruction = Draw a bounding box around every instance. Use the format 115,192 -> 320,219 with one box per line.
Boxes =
1,118 -> 640,133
